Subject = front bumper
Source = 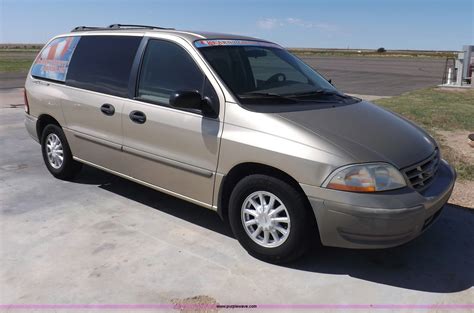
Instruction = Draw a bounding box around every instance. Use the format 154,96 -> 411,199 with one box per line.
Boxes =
301,160 -> 456,249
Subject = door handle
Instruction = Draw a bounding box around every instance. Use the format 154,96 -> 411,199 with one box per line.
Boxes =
129,110 -> 146,124
100,103 -> 115,116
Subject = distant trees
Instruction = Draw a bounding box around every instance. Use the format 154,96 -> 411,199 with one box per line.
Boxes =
377,47 -> 387,53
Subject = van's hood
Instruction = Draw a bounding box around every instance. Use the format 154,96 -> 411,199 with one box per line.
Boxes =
277,101 -> 436,169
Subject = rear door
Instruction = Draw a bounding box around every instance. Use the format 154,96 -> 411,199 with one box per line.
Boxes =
61,35 -> 142,174
121,38 -> 224,207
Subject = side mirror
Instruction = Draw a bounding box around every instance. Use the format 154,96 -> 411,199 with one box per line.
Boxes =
169,90 -> 218,118
169,90 -> 202,112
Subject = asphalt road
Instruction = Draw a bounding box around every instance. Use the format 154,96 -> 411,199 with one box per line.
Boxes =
1,90 -> 473,308
0,56 -> 446,96
0,72 -> 27,90
303,56 -> 446,96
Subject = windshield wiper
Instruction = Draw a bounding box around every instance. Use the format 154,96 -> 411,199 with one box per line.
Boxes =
286,89 -> 352,99
239,92 -> 298,102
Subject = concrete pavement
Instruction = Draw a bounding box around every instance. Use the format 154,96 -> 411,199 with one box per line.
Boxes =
0,88 -> 24,108
0,90 -> 473,311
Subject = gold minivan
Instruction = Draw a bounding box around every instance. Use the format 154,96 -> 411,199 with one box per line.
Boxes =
25,24 -> 456,263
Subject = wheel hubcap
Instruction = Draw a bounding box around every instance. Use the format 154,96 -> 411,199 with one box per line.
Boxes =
241,191 -> 291,248
46,133 -> 64,169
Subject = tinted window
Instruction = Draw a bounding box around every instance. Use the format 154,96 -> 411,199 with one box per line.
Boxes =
198,46 -> 254,94
137,40 -> 205,106
66,36 -> 141,97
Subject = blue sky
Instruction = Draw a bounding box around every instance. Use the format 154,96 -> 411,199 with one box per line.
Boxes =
1,0 -> 473,50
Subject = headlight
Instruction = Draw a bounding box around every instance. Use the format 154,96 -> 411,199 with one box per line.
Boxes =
323,163 -> 406,192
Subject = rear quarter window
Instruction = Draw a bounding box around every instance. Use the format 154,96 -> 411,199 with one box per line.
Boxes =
65,35 -> 142,97
31,36 -> 80,82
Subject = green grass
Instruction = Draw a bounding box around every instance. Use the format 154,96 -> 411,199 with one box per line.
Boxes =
0,50 -> 38,73
375,88 -> 474,180
375,88 -> 474,131
0,59 -> 34,72
288,49 -> 456,58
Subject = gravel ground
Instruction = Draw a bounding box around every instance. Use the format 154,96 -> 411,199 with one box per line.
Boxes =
438,130 -> 474,164
438,130 -> 474,209
450,180 -> 474,209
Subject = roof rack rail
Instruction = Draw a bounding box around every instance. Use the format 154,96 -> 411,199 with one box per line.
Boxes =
71,26 -> 105,32
108,24 -> 174,30
71,24 -> 174,32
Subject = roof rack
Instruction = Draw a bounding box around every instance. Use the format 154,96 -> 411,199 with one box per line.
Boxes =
71,24 -> 174,32
71,26 -> 106,32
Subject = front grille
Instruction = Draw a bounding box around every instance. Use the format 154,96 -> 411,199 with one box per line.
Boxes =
402,149 -> 440,191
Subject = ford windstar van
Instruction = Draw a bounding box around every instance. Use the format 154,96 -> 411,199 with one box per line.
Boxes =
25,24 -> 456,263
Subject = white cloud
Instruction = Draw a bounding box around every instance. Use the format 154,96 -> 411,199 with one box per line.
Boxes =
285,18 -> 310,28
256,17 -> 339,32
256,18 -> 280,30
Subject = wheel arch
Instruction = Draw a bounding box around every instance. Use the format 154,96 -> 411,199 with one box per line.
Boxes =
217,162 -> 316,224
36,114 -> 61,140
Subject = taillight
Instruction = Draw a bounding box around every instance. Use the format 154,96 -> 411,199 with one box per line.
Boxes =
24,89 -> 29,114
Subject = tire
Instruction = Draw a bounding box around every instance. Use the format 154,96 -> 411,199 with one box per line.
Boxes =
228,174 -> 313,263
41,124 -> 82,180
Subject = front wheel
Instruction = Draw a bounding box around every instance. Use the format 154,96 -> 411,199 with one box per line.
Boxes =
41,124 -> 82,180
228,174 -> 313,263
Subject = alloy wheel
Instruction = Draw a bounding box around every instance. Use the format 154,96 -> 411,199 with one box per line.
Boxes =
241,191 -> 291,248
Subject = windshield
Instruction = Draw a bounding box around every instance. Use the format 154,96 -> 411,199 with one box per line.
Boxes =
196,40 -> 353,105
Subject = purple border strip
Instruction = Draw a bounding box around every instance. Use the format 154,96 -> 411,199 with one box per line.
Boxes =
0,304 -> 473,310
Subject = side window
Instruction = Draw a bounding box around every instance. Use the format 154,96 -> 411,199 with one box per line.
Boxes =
137,40 -> 209,107
199,47 -> 253,93
66,36 -> 142,97
31,36 -> 80,82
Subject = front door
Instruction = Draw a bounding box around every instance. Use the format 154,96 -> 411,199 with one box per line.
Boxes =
121,39 -> 223,207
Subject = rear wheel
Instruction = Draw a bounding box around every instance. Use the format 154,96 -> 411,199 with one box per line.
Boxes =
229,174 -> 313,263
41,124 -> 82,180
